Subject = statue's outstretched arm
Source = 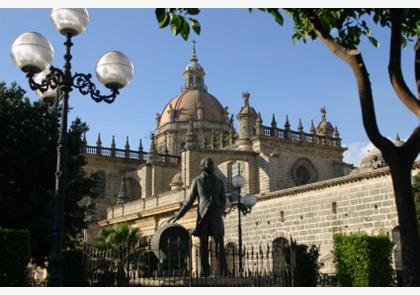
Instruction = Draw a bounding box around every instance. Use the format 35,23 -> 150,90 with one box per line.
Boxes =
173,178 -> 198,221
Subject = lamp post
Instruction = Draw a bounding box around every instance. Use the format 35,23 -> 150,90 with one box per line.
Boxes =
231,174 -> 245,275
11,8 -> 134,286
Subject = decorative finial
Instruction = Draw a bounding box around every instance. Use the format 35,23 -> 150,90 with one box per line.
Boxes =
242,92 -> 250,106
191,40 -> 197,61
184,120 -> 199,150
125,136 -> 130,149
96,133 -> 102,146
138,139 -> 143,153
333,126 -> 340,138
82,132 -> 87,145
310,120 -> 316,134
395,133 -> 401,142
147,133 -> 158,164
297,119 -> 303,133
116,173 -> 129,205
320,107 -> 327,122
271,114 -> 277,126
111,135 -> 116,148
284,115 -> 290,129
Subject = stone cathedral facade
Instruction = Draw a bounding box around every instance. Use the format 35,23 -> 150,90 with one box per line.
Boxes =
81,46 -> 418,274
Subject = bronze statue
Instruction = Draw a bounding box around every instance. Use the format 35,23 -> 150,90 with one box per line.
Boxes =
168,157 -> 228,276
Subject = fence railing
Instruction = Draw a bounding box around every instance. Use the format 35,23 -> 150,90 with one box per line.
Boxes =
83,145 -> 181,164
82,243 -> 294,287
260,126 -> 341,147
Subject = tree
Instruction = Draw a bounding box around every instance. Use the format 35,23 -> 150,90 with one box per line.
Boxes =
0,81 -> 94,265
154,8 -> 420,285
93,223 -> 144,250
413,173 -> 420,238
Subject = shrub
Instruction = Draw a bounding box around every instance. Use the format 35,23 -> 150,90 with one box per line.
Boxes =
0,228 -> 31,286
333,232 -> 394,286
293,243 -> 321,286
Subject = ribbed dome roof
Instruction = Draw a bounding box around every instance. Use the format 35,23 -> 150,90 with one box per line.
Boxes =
158,89 -> 228,127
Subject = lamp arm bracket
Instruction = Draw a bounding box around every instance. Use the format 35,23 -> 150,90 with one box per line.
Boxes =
72,72 -> 119,104
26,66 -> 64,93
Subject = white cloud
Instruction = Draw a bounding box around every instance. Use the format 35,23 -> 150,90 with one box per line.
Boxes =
343,141 -> 375,167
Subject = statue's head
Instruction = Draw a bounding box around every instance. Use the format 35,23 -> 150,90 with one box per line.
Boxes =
200,157 -> 215,174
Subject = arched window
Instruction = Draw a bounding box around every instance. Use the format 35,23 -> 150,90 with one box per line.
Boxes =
272,237 -> 290,276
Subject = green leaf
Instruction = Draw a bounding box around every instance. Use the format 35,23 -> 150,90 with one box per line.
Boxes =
269,9 -> 284,26
368,36 -> 379,48
186,8 -> 200,15
170,14 -> 182,36
155,8 -> 166,23
181,19 -> 190,41
158,12 -> 170,28
191,19 -> 201,35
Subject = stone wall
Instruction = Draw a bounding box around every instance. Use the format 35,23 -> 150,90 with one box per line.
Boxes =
223,164 -> 419,273
99,161 -> 420,274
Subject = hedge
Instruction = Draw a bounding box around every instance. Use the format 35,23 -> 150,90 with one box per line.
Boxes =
333,232 -> 394,286
0,228 -> 31,286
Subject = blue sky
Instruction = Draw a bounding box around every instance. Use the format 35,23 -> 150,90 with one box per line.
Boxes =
0,9 -> 418,165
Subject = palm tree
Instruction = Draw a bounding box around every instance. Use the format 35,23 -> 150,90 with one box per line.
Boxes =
92,223 -> 146,285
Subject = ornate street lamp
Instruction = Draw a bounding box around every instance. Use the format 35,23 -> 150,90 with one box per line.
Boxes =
231,173 -> 256,275
10,8 -> 134,286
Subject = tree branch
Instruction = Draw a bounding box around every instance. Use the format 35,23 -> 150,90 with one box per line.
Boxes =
388,9 -> 420,117
302,9 -> 393,153
404,124 -> 420,163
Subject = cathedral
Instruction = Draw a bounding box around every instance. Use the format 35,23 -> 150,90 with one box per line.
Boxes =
82,45 -> 419,274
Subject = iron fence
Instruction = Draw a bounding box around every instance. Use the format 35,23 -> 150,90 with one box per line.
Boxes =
82,242 -> 294,287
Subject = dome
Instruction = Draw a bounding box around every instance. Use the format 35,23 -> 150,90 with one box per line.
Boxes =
360,148 -> 385,170
158,89 -> 229,127
359,136 -> 404,170
169,171 -> 183,190
185,60 -> 204,72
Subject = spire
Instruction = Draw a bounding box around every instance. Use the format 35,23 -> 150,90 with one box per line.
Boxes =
284,115 -> 290,130
297,119 -> 303,133
395,133 -> 401,142
138,139 -> 143,153
191,39 -> 197,62
333,126 -> 340,138
125,136 -> 130,150
111,135 -> 116,149
310,120 -> 316,134
184,120 -> 199,150
96,133 -> 102,147
271,114 -> 277,127
116,173 -> 129,205
147,133 -> 158,164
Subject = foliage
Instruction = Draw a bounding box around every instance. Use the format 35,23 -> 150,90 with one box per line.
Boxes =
293,243 -> 322,287
0,81 -> 95,265
155,8 -> 201,41
93,223 -> 144,250
333,232 -> 394,286
157,9 -> 419,48
62,249 -> 88,287
413,172 -> 420,238
0,228 -> 31,286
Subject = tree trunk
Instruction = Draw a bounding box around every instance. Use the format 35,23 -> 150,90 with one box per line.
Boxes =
385,149 -> 420,286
